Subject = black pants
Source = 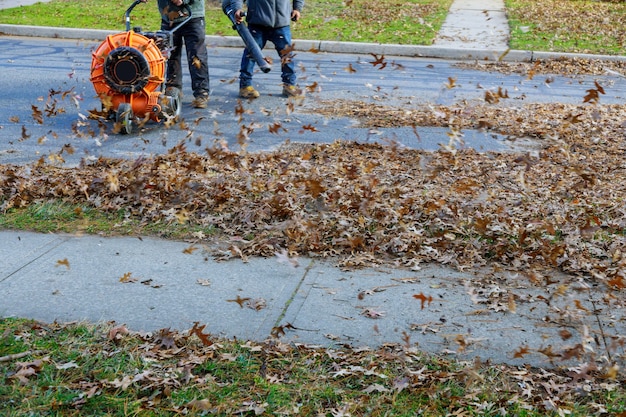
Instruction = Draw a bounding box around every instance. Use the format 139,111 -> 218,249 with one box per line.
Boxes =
161,17 -> 210,98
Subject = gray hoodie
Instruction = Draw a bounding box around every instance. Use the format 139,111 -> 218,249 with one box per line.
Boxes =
223,0 -> 304,28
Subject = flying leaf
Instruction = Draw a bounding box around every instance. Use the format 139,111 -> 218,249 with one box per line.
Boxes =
275,247 -> 300,268
413,292 -> 433,310
507,294 -> 517,313
227,295 -> 251,308
21,126 -> 31,141
344,63 -> 357,73
513,345 -> 531,358
369,53 -> 386,69
183,245 -> 198,254
60,144 -> 75,155
270,323 -> 297,338
573,299 -> 589,312
268,122 -> 286,134
564,112 -> 583,124
55,258 -> 70,269
583,81 -> 605,104
306,81 -> 320,93
607,274 -> 625,290
31,105 -> 44,124
190,322 -> 213,346
301,124 -> 319,132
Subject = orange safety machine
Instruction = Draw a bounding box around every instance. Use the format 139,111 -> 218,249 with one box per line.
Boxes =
90,0 -> 189,134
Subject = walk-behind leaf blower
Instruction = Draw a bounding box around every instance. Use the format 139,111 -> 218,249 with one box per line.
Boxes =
90,0 -> 191,134
222,4 -> 271,73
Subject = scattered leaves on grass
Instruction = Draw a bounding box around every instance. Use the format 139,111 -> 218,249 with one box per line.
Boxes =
506,0 -> 626,55
11,358 -> 47,384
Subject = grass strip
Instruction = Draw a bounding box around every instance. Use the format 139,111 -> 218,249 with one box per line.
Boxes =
1,318 -> 625,416
0,0 -> 453,46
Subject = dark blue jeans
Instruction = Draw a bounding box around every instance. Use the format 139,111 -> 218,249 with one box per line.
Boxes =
161,17 -> 210,98
239,24 -> 296,89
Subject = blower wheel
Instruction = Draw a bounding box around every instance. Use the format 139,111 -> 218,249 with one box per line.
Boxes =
116,103 -> 134,135
161,87 -> 182,119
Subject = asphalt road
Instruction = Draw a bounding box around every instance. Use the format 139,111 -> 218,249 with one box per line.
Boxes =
1,35 -> 625,166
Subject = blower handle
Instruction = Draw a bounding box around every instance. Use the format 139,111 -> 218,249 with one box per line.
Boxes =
125,0 -> 192,33
125,0 -> 144,32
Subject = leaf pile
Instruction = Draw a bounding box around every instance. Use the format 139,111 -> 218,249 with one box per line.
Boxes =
1,319 -> 624,416
2,96 -> 626,280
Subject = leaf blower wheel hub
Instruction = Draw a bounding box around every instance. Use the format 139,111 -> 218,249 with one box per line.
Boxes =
103,46 -> 151,95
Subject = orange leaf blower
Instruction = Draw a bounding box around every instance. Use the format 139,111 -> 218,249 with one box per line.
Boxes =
90,0 -> 190,134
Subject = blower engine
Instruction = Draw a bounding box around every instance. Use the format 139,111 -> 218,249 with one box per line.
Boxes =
90,0 -> 190,134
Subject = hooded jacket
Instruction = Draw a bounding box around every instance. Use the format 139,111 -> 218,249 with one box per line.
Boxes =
158,0 -> 205,25
223,0 -> 304,28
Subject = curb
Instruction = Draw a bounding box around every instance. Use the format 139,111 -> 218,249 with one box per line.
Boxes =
1,24 -> 624,63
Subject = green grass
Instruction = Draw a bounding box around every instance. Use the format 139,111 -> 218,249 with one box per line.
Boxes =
2,318 -> 624,416
2,0 -> 624,53
0,0 -> 453,45
0,199 -> 217,239
1,0 -> 624,53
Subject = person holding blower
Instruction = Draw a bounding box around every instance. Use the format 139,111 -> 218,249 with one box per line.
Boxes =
222,0 -> 304,99
151,0 -> 211,108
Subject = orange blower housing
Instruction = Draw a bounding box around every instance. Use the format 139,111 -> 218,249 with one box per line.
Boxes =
91,31 -> 165,119
89,0 -> 188,134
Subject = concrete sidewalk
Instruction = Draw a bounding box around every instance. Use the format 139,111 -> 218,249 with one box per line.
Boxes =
1,230 -> 624,368
434,0 -> 509,50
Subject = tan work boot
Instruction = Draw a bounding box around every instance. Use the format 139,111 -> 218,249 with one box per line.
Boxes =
239,86 -> 260,99
191,94 -> 209,109
282,84 -> 303,98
